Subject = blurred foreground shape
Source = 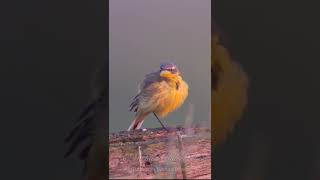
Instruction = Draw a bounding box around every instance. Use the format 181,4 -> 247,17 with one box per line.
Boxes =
212,25 -> 249,144
109,127 -> 211,179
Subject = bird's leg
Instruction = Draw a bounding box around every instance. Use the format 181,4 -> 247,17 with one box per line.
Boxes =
153,112 -> 169,132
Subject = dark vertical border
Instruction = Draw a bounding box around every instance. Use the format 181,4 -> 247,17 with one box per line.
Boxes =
105,0 -> 110,178
211,1 -> 215,179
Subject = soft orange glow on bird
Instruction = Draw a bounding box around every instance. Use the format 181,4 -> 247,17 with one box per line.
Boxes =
128,62 -> 189,131
212,30 -> 249,144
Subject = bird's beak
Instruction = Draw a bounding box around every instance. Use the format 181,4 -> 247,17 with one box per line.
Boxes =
160,70 -> 171,78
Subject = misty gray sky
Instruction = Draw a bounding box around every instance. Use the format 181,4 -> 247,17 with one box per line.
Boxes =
109,0 -> 211,133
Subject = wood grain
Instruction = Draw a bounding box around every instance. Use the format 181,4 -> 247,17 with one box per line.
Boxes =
109,127 -> 211,179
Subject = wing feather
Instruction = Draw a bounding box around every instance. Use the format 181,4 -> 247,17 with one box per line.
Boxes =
129,71 -> 162,113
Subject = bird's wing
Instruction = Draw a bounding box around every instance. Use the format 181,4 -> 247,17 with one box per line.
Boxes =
64,90 -> 107,159
139,72 -> 161,92
129,71 -> 161,113
64,63 -> 107,179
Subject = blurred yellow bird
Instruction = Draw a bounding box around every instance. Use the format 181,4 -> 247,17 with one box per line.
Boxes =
212,23 -> 249,144
128,62 -> 189,131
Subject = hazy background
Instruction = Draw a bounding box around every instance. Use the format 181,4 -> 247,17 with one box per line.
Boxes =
0,0 -> 107,179
214,0 -> 320,179
3,0 -> 320,179
109,0 -> 211,132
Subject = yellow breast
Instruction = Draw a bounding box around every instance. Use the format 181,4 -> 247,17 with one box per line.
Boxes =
155,80 -> 188,118
212,32 -> 249,144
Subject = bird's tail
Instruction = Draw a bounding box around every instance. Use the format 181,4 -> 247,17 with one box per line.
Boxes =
128,114 -> 146,131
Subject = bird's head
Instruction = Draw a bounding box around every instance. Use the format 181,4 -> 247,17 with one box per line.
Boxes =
159,62 -> 181,80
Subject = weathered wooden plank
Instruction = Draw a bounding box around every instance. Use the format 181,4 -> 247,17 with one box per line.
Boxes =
109,127 -> 211,179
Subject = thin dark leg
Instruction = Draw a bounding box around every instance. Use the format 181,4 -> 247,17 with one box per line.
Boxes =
153,112 -> 169,132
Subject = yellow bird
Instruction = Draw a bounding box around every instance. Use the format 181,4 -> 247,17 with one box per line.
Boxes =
212,26 -> 249,144
128,62 -> 189,131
